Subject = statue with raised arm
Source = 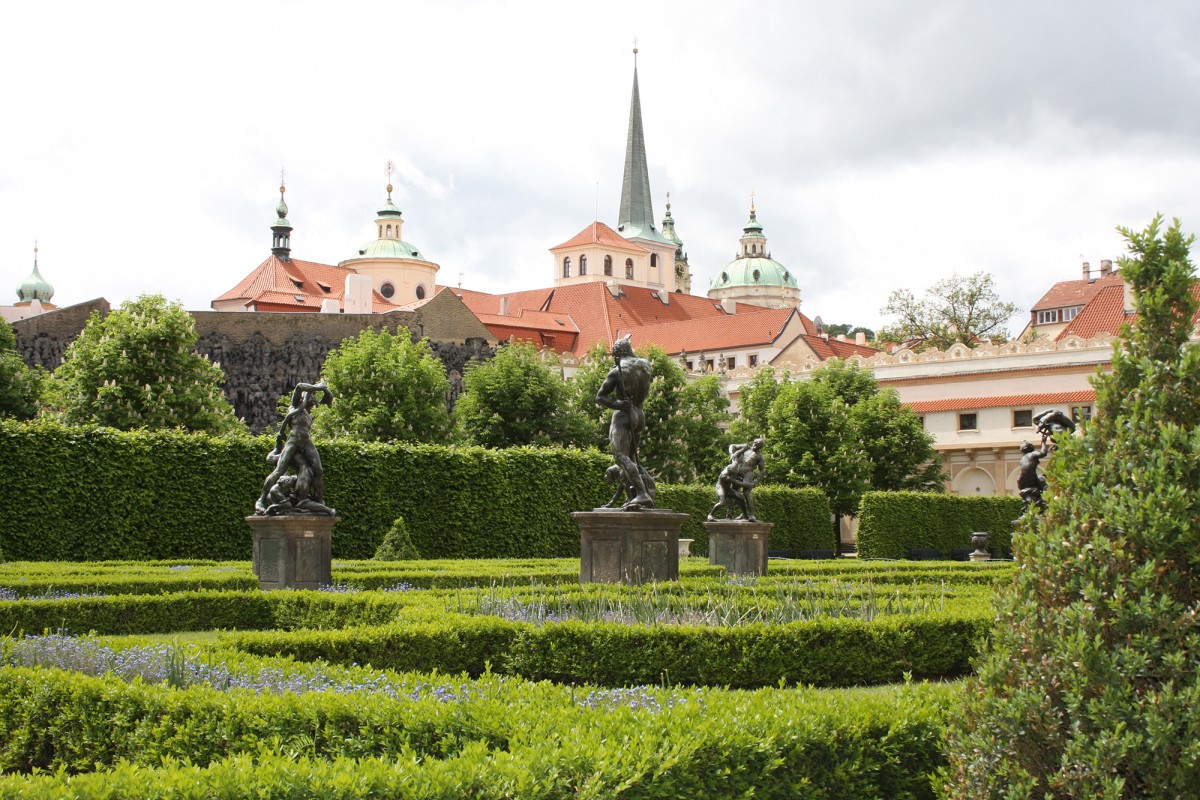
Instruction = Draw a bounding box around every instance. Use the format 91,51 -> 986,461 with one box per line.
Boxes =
595,335 -> 655,510
1016,439 -> 1053,513
255,382 -> 335,516
708,438 -> 766,521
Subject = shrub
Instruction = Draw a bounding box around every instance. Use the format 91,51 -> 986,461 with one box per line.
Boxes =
857,491 -> 1021,559
942,216 -> 1200,798
657,484 -> 832,556
373,516 -> 421,561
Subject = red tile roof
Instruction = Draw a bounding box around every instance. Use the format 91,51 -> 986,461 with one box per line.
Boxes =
619,307 -> 798,354
550,222 -> 648,253
906,390 -> 1096,414
1056,284 -> 1129,340
800,334 -> 878,360
213,255 -> 390,312
1032,272 -> 1124,311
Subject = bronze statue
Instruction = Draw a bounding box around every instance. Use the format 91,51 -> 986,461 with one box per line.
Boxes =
1033,409 -> 1076,442
256,382 -> 335,516
1017,439 -> 1052,513
708,438 -> 765,521
602,463 -> 657,509
595,335 -> 655,510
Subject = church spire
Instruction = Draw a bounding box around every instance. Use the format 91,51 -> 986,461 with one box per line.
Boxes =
270,171 -> 292,261
617,43 -> 661,242
16,240 -> 54,305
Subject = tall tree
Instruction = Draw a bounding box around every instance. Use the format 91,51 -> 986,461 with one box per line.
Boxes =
879,271 -> 1018,351
728,365 -> 787,444
455,341 -> 589,448
943,216 -> 1200,798
46,295 -> 239,433
311,327 -> 452,443
0,317 -> 45,420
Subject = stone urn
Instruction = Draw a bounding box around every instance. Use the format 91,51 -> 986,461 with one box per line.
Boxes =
969,531 -> 991,562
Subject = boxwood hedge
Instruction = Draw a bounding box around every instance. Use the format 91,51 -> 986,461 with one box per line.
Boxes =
856,491 -> 1023,560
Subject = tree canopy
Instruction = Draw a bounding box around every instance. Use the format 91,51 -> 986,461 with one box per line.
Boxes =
879,271 -> 1018,351
943,216 -> 1200,798
45,295 -> 239,433
0,317 -> 45,421
736,358 -> 942,515
455,341 -> 589,448
311,327 -> 452,443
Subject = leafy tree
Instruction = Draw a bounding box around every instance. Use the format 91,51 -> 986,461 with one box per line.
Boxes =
0,317 -> 46,420
879,271 -> 1018,351
46,295 -> 239,432
728,365 -> 787,444
455,341 -> 589,448
311,327 -> 452,443
569,342 -> 730,484
766,377 -> 869,517
742,359 -> 942,513
942,216 -> 1200,798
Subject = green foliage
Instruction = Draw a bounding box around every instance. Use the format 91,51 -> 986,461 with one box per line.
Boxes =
767,376 -> 869,516
856,491 -> 1021,559
942,216 -> 1200,798
727,364 -> 786,443
311,327 -> 453,443
569,343 -> 730,484
0,317 -> 46,420
455,341 -> 589,448
879,270 -> 1019,351
748,360 -> 942,516
45,295 -> 240,433
0,661 -> 958,799
656,484 -> 833,556
373,515 -> 421,561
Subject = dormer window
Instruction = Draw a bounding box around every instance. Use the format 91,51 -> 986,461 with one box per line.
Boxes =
290,279 -> 304,290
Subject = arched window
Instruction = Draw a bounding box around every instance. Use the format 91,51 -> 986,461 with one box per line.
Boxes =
752,244 -> 757,254
386,224 -> 392,238
563,257 -> 571,278
378,225 -> 383,238
579,254 -> 588,275
625,258 -> 634,279
604,255 -> 613,276
650,253 -> 658,268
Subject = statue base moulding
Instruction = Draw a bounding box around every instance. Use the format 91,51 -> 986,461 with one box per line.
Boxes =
573,510 -> 689,585
246,515 -> 337,591
705,520 -> 773,576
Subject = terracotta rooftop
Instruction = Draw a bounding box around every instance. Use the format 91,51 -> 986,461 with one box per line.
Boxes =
1057,282 -> 1200,341
1032,272 -> 1124,311
619,307 -> 798,354
801,334 -> 878,360
550,221 -> 648,253
212,255 -> 389,311
906,390 -> 1096,414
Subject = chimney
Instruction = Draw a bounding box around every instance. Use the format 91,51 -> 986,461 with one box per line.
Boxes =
836,334 -> 848,342
721,298 -> 736,314
343,274 -> 373,314
1123,276 -> 1136,314
855,331 -> 868,346
499,296 -> 509,316
1100,259 -> 1112,277
1081,261 -> 1091,280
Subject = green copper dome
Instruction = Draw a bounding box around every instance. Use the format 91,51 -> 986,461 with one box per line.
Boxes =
709,257 -> 798,291
356,238 -> 427,261
16,251 -> 53,303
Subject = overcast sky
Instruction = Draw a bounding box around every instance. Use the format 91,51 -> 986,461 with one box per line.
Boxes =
3,0 -> 1199,334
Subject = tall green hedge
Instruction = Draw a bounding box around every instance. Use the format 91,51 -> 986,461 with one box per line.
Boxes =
856,491 -> 1023,559
657,485 -> 833,555
0,421 -> 831,562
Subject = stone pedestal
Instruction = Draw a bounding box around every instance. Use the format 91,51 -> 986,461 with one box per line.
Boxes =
246,515 -> 337,590
573,510 -> 690,585
705,520 -> 773,576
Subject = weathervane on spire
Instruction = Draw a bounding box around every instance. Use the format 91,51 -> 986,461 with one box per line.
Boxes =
666,191 -> 671,211
385,160 -> 396,198
750,190 -> 756,214
279,167 -> 286,197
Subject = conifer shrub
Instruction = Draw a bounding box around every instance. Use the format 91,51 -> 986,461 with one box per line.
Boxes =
942,216 -> 1200,798
373,515 -> 422,561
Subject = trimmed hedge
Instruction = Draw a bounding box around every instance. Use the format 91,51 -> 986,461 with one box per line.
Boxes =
658,484 -> 833,556
0,665 -> 957,799
226,609 -> 992,689
856,491 -> 1023,560
0,420 -> 832,562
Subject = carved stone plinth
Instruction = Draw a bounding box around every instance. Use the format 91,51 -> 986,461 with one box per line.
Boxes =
573,510 -> 689,585
246,515 -> 337,590
705,520 -> 773,576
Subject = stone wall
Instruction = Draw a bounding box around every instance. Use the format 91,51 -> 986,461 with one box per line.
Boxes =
13,300 -> 496,433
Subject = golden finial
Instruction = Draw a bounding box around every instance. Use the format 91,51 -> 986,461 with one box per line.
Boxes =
279,166 -> 286,194
385,160 -> 396,198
